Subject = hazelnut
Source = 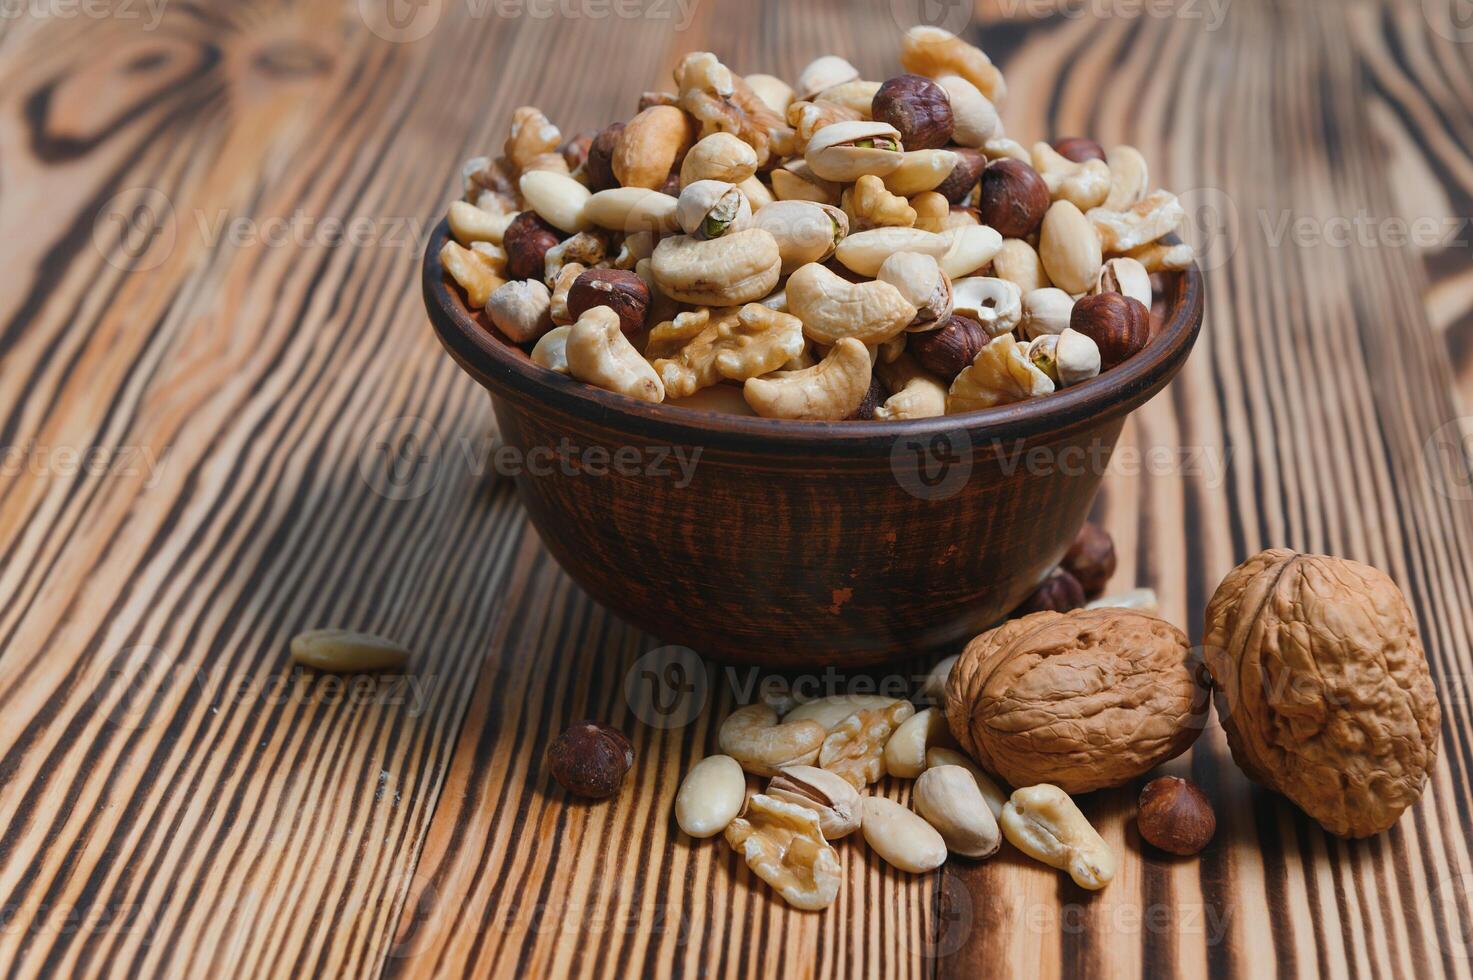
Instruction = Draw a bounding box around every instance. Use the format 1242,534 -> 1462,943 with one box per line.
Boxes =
585,123 -> 624,192
560,130 -> 596,173
976,160 -> 1051,239
1137,777 -> 1216,856
1070,292 -> 1150,370
1014,568 -> 1085,616
502,211 -> 565,281
871,74 -> 954,150
934,148 -> 987,205
566,269 -> 651,338
547,721 -> 634,799
909,314 -> 987,382
1063,522 -> 1117,597
1052,137 -> 1107,163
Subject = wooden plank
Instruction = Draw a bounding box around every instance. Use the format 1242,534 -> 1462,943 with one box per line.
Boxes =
1,0 -> 1471,977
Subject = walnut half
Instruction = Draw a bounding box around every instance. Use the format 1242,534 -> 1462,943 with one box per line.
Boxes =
1203,549 -> 1441,838
945,608 -> 1209,793
725,794 -> 842,911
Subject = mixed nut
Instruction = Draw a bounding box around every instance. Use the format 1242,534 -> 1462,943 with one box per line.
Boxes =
441,28 -> 1195,420
532,513 -> 1438,911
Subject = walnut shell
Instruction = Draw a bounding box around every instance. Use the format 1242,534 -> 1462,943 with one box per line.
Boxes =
945,609 -> 1208,793
1202,549 -> 1440,838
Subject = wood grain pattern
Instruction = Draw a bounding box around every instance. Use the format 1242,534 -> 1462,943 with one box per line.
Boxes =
1,0 -> 1471,977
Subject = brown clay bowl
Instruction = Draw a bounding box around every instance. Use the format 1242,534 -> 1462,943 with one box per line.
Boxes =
424,220 -> 1203,666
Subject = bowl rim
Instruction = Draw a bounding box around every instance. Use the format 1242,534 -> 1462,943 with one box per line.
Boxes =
423,219 -> 1204,454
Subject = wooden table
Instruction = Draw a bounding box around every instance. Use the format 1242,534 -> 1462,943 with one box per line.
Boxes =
4,0 -> 1473,975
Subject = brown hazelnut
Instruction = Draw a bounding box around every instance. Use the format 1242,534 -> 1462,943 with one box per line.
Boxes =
1063,522 -> 1117,597
846,375 -> 887,420
1070,293 -> 1150,370
566,269 -> 651,338
871,74 -> 954,150
502,211 -> 565,281
934,148 -> 987,205
585,123 -> 624,192
1053,137 -> 1107,163
1014,568 -> 1086,616
976,160 -> 1051,239
909,314 -> 987,382
560,130 -> 596,173
547,721 -> 633,799
1137,777 -> 1216,855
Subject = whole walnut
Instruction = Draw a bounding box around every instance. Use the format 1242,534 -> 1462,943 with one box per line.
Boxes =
945,608 -> 1209,793
1203,549 -> 1440,838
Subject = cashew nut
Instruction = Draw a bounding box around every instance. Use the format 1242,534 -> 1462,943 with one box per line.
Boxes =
504,106 -> 561,175
486,279 -> 553,343
1000,784 -> 1117,890
738,175 -> 776,210
982,136 -> 1030,164
845,175 -> 915,229
680,132 -> 760,187
583,188 -> 680,234
1031,142 -> 1111,212
952,277 -> 1022,337
1126,239 -> 1195,273
874,354 -> 947,420
648,304 -> 805,398
718,703 -> 826,775
1088,190 -> 1185,253
786,263 -> 917,345
805,120 -> 905,183
814,79 -> 881,118
947,332 -> 1054,413
743,337 -> 873,420
787,98 -> 862,142
440,240 -> 506,309
900,25 -> 1006,102
882,149 -> 959,197
565,306 -> 665,403
739,200 -> 848,274
771,161 -> 841,205
530,325 -> 571,374
650,229 -> 783,306
542,232 -> 605,288
548,262 -> 585,326
448,200 -> 515,246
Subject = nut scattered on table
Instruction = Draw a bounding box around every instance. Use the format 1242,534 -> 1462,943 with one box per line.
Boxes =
945,608 -> 1210,793
675,755 -> 748,838
290,628 -> 410,673
1001,783 -> 1116,889
1137,776 -> 1216,856
1202,549 -> 1441,837
547,721 -> 634,799
442,29 -> 1194,420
